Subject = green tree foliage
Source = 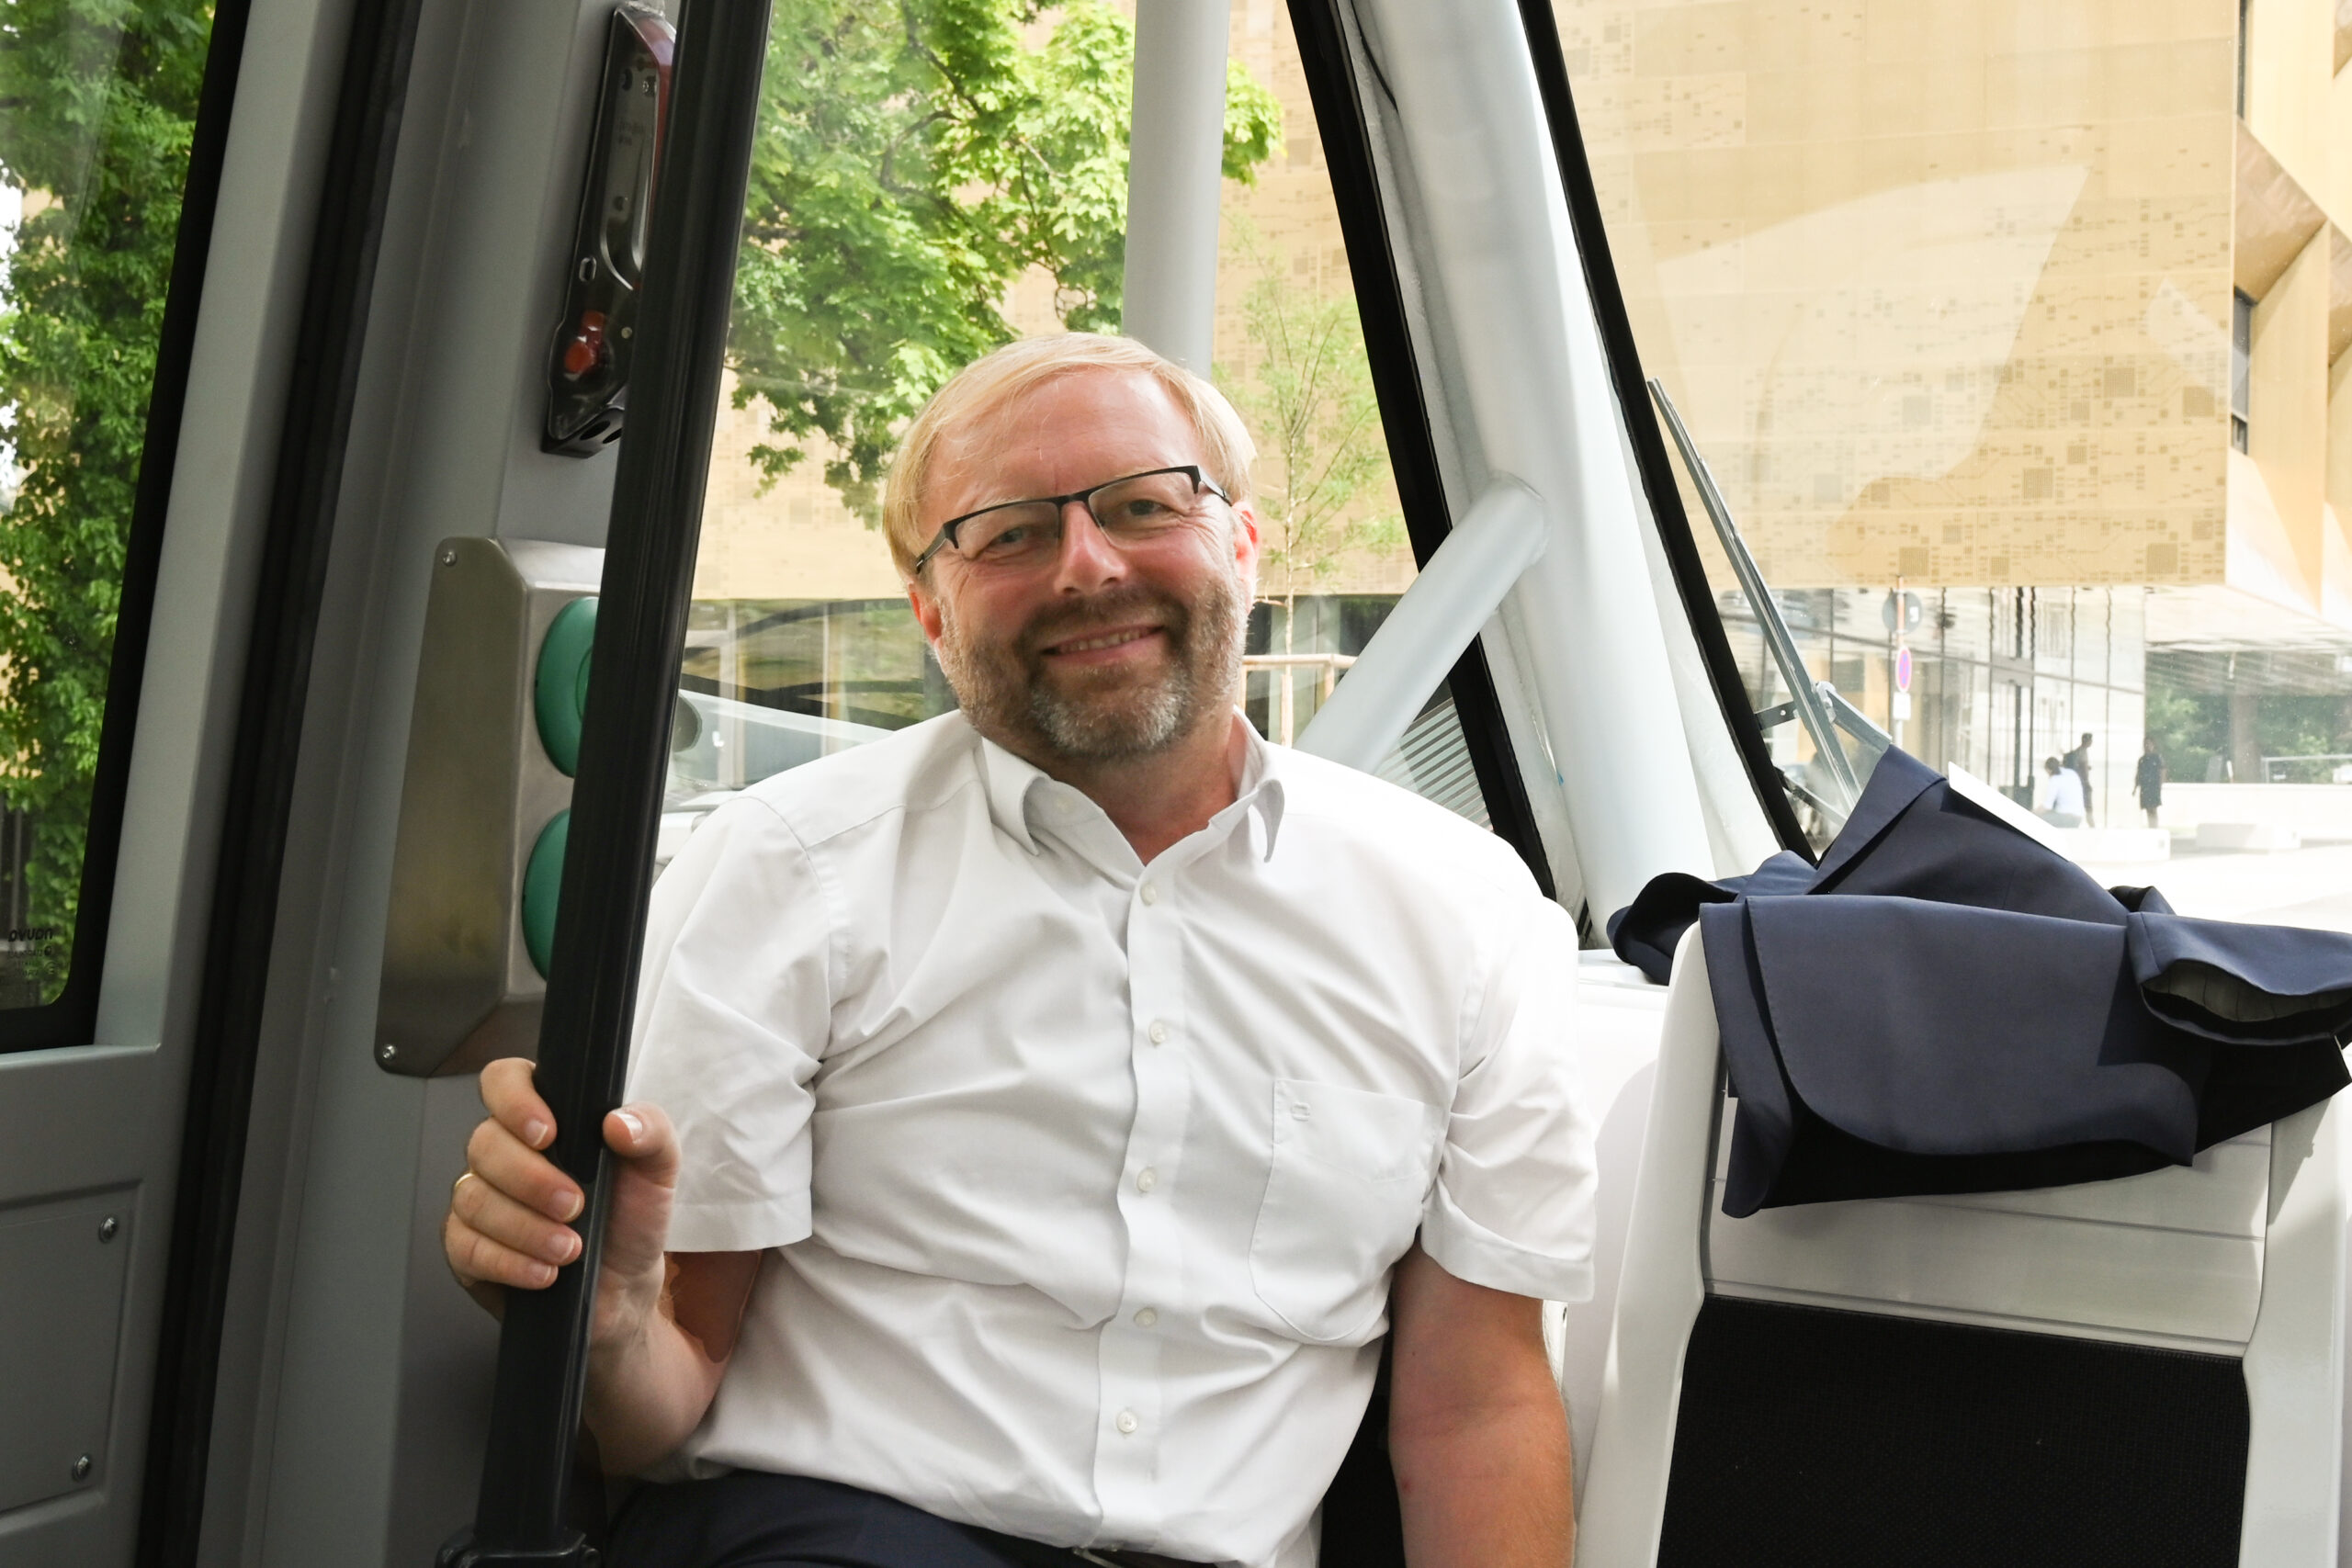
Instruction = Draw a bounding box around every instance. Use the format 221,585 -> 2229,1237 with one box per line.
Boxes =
729,0 -> 1280,517
0,0 -> 212,991
2146,676 -> 2352,785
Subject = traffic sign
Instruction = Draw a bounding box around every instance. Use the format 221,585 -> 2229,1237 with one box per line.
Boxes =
1883,589 -> 1924,635
1895,646 -> 1913,693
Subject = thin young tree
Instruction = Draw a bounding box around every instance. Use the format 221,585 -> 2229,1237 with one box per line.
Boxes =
1221,227 -> 1401,738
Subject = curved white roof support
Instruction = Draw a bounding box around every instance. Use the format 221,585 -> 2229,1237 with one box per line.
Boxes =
1353,0 -> 1714,916
1298,478 -> 1548,774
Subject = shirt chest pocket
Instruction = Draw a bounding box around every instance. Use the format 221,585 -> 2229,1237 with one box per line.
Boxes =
1249,1079 -> 1443,1345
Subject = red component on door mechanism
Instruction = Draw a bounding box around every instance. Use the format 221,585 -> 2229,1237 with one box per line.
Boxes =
560,310 -> 609,379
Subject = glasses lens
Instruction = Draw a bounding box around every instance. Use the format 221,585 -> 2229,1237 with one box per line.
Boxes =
956,502 -> 1062,563
1091,471 -> 1202,536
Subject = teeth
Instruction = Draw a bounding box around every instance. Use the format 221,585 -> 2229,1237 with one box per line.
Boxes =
1057,629 -> 1151,653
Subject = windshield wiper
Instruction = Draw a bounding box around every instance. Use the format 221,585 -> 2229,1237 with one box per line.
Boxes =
1646,379 -> 1887,825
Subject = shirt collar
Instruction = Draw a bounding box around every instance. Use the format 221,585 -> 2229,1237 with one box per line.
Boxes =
975,712 -> 1286,862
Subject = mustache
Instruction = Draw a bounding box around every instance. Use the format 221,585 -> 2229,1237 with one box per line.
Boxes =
1017,587 -> 1190,658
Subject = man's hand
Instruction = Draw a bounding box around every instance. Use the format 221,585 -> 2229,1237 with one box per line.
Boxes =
442,1057 -> 759,1474
443,1057 -> 678,1348
1387,1245 -> 1574,1567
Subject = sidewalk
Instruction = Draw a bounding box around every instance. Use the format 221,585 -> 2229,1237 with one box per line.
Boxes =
2076,838 -> 2352,935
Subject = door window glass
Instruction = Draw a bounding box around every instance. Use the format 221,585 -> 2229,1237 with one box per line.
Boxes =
674,1 -> 1493,855
0,0 -> 220,1006
1552,0 -> 2352,931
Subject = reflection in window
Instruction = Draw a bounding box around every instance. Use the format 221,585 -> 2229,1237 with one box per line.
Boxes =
0,0 -> 218,1004
1556,0 -> 2352,928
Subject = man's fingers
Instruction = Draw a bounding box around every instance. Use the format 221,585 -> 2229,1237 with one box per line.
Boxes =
597,1103 -> 681,1292
451,1169 -> 583,1269
604,1103 -> 680,1187
479,1056 -> 556,1150
444,1207 -> 562,1292
465,1115 -> 583,1223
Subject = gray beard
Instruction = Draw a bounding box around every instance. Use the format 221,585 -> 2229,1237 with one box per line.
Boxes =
933,569 -> 1247,764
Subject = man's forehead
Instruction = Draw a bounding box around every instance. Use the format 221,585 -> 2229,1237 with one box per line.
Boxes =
927,368 -> 1202,514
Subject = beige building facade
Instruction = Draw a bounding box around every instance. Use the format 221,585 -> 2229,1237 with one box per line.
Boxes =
1554,0 -> 2352,808
1557,0 -> 2352,610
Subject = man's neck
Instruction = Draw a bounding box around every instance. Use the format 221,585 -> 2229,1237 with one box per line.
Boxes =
1003,709 -> 1246,865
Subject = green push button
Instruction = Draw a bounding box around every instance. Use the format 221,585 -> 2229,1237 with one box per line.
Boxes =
536,596 -> 597,775
521,809 -> 569,978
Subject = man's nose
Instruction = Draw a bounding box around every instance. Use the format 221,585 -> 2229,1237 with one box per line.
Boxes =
1049,498 -> 1125,592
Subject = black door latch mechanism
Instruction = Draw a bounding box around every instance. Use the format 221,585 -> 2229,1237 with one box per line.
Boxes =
542,4 -> 675,457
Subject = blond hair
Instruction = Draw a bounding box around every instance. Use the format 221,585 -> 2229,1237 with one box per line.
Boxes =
881,333 -> 1257,580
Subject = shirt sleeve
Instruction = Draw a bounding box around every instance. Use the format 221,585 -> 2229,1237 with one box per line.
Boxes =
623,795 -> 833,1254
1419,894 -> 1598,1303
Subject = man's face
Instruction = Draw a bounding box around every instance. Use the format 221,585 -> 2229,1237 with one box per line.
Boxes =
907,369 -> 1261,765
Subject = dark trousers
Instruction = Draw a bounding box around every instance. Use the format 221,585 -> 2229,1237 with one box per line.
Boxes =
606,1471 -> 1089,1568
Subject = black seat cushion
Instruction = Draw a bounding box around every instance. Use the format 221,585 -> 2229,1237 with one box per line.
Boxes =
1319,1351 -> 1408,1568
1657,1297 -> 2247,1568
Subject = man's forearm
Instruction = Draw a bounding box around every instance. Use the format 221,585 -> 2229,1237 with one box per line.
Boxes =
1391,1385 -> 1575,1567
582,1307 -> 729,1476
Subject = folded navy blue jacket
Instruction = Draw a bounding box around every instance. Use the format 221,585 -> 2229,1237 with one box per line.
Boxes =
1607,749 -> 2352,1216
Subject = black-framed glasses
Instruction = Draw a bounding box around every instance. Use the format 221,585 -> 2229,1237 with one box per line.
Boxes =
911,465 -> 1232,573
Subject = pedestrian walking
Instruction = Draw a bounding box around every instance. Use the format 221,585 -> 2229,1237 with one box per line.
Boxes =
2064,731 -> 2096,827
2135,737 -> 2165,828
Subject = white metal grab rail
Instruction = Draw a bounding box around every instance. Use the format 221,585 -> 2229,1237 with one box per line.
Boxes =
1296,479 -> 1546,773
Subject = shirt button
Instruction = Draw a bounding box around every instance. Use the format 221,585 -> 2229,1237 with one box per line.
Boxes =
1115,1410 -> 1139,1435
1139,882 -> 1159,906
1148,1020 -> 1170,1045
1136,1167 -> 1159,1193
1134,1307 -> 1159,1328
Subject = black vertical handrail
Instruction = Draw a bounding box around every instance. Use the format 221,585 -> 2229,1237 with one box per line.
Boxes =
437,0 -> 773,1558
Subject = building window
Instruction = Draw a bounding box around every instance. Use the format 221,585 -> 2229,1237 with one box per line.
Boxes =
2232,288 -> 2253,452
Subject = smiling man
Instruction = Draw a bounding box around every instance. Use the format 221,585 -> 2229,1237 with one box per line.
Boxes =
444,333 -> 1597,1568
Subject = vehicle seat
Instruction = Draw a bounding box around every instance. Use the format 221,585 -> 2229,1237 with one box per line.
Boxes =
1319,1342 -> 1407,1567
1575,929 -> 2348,1568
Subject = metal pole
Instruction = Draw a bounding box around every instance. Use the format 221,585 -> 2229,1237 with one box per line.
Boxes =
435,0 -> 773,1558
1123,0 -> 1231,370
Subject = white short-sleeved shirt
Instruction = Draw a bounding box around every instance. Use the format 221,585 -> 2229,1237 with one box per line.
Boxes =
625,711 -> 1596,1568
2040,765 -> 2086,818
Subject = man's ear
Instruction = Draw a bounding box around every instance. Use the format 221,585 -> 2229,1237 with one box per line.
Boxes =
907,578 -> 944,644
1228,500 -> 1263,569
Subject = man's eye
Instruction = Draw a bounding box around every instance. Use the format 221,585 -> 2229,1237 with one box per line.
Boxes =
976,521 -> 1052,557
1109,499 -> 1177,525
